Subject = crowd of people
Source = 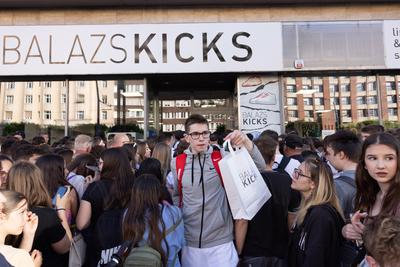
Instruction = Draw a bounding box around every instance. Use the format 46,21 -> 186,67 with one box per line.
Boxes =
0,117 -> 399,267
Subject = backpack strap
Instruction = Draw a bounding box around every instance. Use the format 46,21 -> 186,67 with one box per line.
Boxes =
276,156 -> 290,173
176,153 -> 187,208
211,150 -> 223,185
336,175 -> 356,188
176,150 -> 223,208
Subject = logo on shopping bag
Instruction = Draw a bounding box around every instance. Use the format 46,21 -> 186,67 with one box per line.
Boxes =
239,170 -> 257,188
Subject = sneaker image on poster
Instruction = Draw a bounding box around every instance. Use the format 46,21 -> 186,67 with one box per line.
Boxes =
249,92 -> 277,105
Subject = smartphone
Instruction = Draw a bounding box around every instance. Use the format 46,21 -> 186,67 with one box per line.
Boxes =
52,186 -> 68,206
86,165 -> 100,173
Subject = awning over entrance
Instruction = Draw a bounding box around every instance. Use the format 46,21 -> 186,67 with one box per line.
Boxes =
0,0 -> 395,8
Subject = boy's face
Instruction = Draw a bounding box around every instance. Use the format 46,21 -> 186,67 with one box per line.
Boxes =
185,123 -> 210,154
324,145 -> 343,171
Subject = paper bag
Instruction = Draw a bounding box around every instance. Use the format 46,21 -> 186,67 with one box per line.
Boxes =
218,140 -> 271,220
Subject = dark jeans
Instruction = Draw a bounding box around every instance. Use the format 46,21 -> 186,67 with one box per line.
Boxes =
240,256 -> 287,267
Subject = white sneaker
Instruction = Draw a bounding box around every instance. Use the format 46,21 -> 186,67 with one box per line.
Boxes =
242,76 -> 262,87
249,92 -> 277,105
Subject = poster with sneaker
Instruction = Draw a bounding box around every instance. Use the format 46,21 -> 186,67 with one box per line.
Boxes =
238,75 -> 283,136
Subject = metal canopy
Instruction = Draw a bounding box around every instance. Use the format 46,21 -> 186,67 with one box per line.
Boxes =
0,0 -> 396,8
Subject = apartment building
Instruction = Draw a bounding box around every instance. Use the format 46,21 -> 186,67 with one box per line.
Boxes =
284,75 -> 400,129
0,80 -> 115,127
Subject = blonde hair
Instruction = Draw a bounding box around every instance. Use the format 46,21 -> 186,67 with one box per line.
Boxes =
296,157 -> 343,225
7,161 -> 52,208
151,142 -> 171,178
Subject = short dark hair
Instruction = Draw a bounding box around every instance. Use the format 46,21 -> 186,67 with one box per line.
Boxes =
324,130 -> 361,162
259,129 -> 279,142
184,114 -> 208,133
157,132 -> 174,144
361,124 -> 384,134
254,135 -> 277,165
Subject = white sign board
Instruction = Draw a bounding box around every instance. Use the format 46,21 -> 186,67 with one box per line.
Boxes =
384,20 -> 400,68
238,75 -> 282,137
0,23 -> 282,76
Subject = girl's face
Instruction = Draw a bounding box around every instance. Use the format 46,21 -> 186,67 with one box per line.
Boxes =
291,162 -> 315,193
2,200 -> 28,235
364,144 -> 397,186
0,160 -> 12,189
144,145 -> 151,158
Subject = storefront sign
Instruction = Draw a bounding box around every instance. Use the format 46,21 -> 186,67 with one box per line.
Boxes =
384,20 -> 400,68
0,23 -> 282,75
238,75 -> 282,136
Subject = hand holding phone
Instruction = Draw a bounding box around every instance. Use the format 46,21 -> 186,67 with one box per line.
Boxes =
54,186 -> 71,208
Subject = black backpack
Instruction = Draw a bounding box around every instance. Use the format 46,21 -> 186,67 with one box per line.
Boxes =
274,156 -> 291,176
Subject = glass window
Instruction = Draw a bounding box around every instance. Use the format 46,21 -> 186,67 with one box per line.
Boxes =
25,95 -> 33,104
44,110 -> 51,120
5,111 -> 12,120
357,109 -> 368,118
386,82 -> 395,91
329,84 -> 339,93
341,110 -> 352,118
340,84 -> 350,92
388,108 -> 398,116
287,98 -> 297,105
367,82 -> 376,91
77,94 -> 85,103
78,81 -> 85,87
287,84 -> 296,93
76,111 -> 84,120
341,97 -> 351,105
61,94 -> 67,104
356,96 -> 366,105
193,99 -> 226,108
368,109 -> 378,117
26,82 -> 33,89
176,100 -> 191,107
62,81 -> 67,87
44,94 -> 51,103
102,81 -> 108,87
61,111 -> 66,120
315,98 -> 324,105
44,81 -> 51,88
303,98 -> 313,105
333,97 -> 340,105
313,84 -> 323,93
6,82 -> 15,89
24,111 -> 32,120
162,101 -> 175,107
6,95 -> 14,104
305,110 -> 314,118
356,83 -> 366,92
101,111 -> 107,120
387,95 -> 397,104
367,96 -> 377,104
102,95 -> 108,104
288,110 -> 298,117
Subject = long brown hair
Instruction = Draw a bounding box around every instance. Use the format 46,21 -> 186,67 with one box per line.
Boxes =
151,142 -> 171,179
355,133 -> 400,215
123,174 -> 167,266
297,157 -> 343,224
101,148 -> 135,210
7,161 -> 52,207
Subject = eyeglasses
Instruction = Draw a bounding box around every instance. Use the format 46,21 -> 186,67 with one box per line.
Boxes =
187,131 -> 211,140
293,168 -> 312,179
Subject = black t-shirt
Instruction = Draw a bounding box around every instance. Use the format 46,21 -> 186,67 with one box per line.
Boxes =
290,154 -> 304,163
30,206 -> 68,267
81,179 -> 113,267
93,209 -> 124,267
82,179 -> 113,228
242,171 -> 300,258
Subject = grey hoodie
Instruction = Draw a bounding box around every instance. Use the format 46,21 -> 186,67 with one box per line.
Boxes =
171,144 -> 266,248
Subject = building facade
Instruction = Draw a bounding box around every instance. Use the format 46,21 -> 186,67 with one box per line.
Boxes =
0,81 -> 115,127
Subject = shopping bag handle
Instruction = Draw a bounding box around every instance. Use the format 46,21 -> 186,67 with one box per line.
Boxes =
222,139 -> 236,155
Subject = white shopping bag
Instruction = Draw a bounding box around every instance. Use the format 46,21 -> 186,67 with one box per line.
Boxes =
218,140 -> 271,220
